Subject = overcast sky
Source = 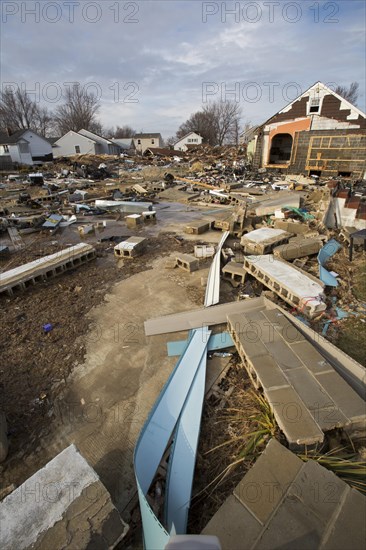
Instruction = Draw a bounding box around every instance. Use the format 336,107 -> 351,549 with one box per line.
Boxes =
1,0 -> 365,138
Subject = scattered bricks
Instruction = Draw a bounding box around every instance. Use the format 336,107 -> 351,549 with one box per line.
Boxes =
273,238 -> 323,260
241,227 -> 292,255
184,219 -> 213,234
222,261 -> 246,285
114,237 -> 146,259
125,214 -> 142,229
174,253 -> 199,272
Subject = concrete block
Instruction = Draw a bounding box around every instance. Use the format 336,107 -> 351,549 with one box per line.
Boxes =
320,488 -> 366,550
234,439 -> 303,524
175,253 -> 199,272
0,445 -> 128,550
184,219 -> 213,234
222,261 -> 246,284
241,228 -> 292,255
262,339 -> 303,370
315,371 -> 366,431
114,236 -> 146,259
251,355 -> 290,390
262,309 -> 306,345
265,386 -> 324,448
202,495 -> 262,549
126,214 -> 142,229
273,238 -> 323,261
289,341 -> 332,374
255,493 -> 323,549
290,459 -> 348,527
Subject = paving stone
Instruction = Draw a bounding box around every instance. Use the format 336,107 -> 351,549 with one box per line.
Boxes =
290,460 -> 348,526
265,387 -> 324,447
263,339 -> 304,371
315,371 -> 366,427
202,495 -> 262,550
284,368 -> 337,413
234,439 -> 303,524
254,493 -> 324,550
263,309 -> 306,344
320,488 -> 366,550
290,341 -> 332,374
250,355 -> 290,390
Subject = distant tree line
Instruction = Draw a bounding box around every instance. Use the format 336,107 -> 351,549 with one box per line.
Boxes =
0,82 -> 360,141
0,85 -> 137,139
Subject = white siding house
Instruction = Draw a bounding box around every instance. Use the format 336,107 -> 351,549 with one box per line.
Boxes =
79,129 -> 121,155
173,132 -> 202,151
53,130 -> 121,157
53,131 -> 98,157
0,129 -> 53,167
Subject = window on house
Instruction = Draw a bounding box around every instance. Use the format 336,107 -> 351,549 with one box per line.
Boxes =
3,145 -> 9,153
75,145 -> 81,153
151,139 -> 154,144
137,139 -> 141,145
309,98 -> 321,114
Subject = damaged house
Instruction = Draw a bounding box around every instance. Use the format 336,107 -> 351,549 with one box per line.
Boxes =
0,129 -> 53,168
53,129 -> 121,157
249,82 -> 366,179
133,133 -> 163,154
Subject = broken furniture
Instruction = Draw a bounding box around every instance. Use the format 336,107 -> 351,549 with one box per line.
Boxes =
114,236 -> 146,259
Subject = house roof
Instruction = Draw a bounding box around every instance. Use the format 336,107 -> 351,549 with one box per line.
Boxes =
173,131 -> 202,145
144,147 -> 185,157
0,129 -> 27,144
78,129 -> 117,146
261,81 -> 366,129
134,133 -> 162,139
54,130 -> 98,146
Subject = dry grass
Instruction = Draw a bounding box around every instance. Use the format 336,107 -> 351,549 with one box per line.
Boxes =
188,361 -> 279,533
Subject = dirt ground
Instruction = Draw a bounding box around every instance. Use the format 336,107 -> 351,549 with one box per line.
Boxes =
0,228 -> 210,493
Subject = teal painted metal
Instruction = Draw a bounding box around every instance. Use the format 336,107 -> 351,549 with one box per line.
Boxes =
165,351 -> 207,533
318,239 -> 341,287
167,332 -> 234,357
134,328 -> 211,549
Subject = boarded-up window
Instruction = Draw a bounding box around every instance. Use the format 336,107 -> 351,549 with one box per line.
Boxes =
19,143 -> 29,153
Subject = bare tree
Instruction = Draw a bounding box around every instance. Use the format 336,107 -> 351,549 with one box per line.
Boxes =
53,85 -> 100,135
0,87 -> 53,136
175,100 -> 242,146
115,125 -> 136,138
334,82 -> 359,105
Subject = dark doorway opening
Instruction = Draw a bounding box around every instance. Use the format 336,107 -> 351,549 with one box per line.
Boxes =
269,134 -> 293,164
